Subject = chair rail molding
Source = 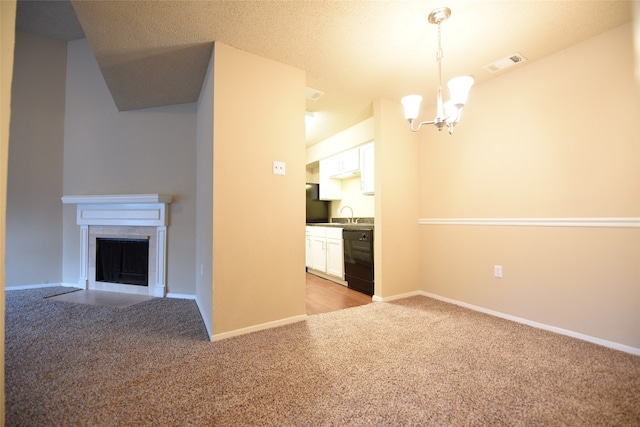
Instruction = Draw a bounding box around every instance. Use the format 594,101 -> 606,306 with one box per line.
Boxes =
418,217 -> 640,228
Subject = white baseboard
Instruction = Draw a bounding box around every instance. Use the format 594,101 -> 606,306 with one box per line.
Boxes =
372,290 -> 423,303
5,282 -> 79,291
195,297 -> 213,341
211,314 -> 308,342
421,291 -> 640,356
166,293 -> 196,300
6,283 -> 198,302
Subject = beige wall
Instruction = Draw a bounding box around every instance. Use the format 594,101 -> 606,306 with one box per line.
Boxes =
62,38 -> 198,295
306,117 -> 373,165
195,48 -> 214,337
373,98 -> 421,298
212,43 -> 306,336
6,31 -> 66,287
1,0 -> 17,420
306,167 -> 319,184
330,176 -> 374,219
418,23 -> 640,348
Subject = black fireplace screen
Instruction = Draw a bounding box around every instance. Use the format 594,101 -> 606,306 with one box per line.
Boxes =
96,238 -> 149,286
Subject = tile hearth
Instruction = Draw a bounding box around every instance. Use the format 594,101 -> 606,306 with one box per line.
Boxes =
47,290 -> 154,308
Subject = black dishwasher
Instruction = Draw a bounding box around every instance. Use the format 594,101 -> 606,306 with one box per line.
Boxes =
343,229 -> 374,296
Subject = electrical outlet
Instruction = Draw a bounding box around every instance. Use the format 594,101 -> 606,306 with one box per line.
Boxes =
493,265 -> 503,279
273,161 -> 286,175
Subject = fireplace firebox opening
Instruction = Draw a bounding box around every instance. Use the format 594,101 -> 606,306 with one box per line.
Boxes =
96,238 -> 149,287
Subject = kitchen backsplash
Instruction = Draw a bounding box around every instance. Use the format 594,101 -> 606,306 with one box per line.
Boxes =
329,175 -> 375,218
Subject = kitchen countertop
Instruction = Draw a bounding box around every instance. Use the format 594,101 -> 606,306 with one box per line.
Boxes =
306,222 -> 374,230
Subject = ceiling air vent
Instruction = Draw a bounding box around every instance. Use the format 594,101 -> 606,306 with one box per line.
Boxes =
483,53 -> 527,73
305,87 -> 324,101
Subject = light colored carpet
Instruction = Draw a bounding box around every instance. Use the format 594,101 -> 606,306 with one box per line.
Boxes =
5,287 -> 640,426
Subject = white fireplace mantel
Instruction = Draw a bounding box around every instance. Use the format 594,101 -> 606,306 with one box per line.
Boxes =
61,193 -> 173,205
62,194 -> 172,226
62,194 -> 172,297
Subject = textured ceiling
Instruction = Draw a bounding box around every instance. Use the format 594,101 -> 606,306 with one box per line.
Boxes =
16,0 -> 84,41
15,1 -> 634,147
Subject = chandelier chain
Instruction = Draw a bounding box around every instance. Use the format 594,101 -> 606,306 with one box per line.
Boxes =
436,22 -> 443,61
435,21 -> 444,122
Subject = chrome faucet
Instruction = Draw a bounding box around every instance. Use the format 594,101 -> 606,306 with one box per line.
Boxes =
340,205 -> 354,223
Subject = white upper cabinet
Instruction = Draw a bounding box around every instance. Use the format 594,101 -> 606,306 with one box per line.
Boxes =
329,148 -> 360,179
318,144 -> 374,200
319,158 -> 342,200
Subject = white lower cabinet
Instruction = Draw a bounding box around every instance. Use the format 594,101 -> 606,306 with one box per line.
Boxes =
311,230 -> 327,272
305,227 -> 312,268
325,229 -> 344,278
306,226 -> 344,280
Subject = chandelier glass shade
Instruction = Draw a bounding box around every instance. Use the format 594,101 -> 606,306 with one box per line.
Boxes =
401,7 -> 474,134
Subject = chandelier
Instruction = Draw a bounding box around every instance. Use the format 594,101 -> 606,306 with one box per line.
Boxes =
401,7 -> 474,134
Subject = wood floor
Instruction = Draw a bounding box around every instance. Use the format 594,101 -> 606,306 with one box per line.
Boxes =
306,272 -> 372,315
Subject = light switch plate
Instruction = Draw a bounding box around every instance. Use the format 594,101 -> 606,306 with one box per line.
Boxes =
493,265 -> 503,278
273,161 -> 286,175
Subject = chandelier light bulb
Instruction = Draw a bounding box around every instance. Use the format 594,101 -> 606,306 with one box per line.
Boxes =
401,95 -> 423,121
447,76 -> 474,108
444,101 -> 460,124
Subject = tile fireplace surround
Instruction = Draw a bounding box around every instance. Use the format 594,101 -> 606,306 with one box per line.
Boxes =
61,194 -> 172,297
